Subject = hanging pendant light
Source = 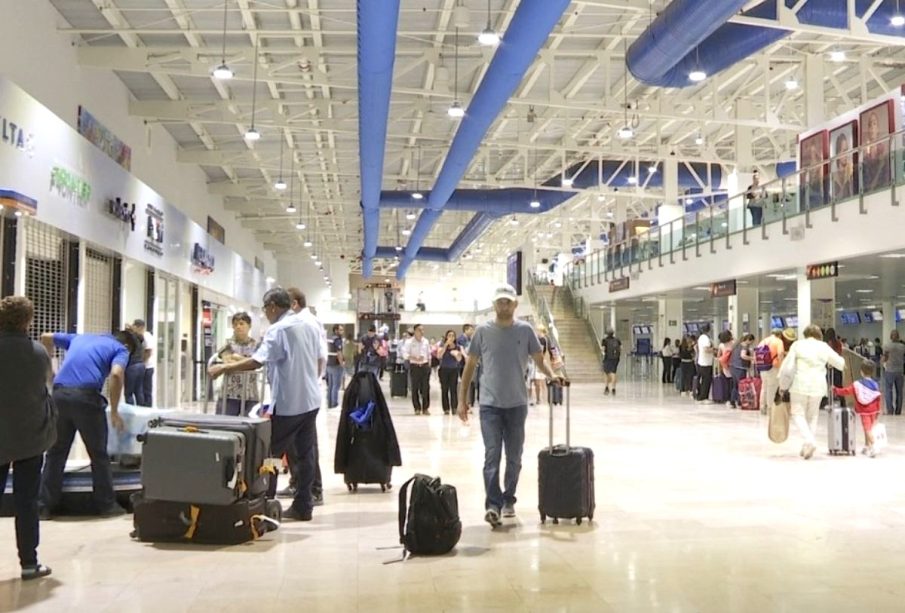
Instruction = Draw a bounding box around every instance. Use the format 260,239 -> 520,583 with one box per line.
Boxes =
244,35 -> 261,141
618,38 -> 634,139
285,166 -> 296,213
213,1 -> 234,79
477,0 -> 499,46
448,28 -> 465,119
274,137 -> 286,190
412,146 -> 424,199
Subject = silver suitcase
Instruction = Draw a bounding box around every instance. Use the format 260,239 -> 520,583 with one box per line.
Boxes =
141,426 -> 246,504
827,406 -> 856,456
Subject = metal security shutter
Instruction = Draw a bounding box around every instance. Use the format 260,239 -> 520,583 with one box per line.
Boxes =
84,248 -> 114,334
24,219 -> 68,347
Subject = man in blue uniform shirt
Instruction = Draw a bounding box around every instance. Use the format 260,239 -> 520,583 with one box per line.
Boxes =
39,330 -> 135,517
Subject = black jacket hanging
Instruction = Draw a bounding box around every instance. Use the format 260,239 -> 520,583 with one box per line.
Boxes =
334,371 -> 402,475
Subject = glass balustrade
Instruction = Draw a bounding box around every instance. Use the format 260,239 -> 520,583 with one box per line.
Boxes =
566,128 -> 905,290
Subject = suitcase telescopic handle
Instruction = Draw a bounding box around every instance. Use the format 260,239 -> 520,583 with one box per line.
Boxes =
547,378 -> 571,452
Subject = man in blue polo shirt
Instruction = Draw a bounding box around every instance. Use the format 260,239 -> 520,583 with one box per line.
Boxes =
39,330 -> 134,518
210,288 -> 325,521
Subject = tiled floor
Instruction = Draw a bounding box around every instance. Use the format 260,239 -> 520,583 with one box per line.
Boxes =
3,377 -> 905,612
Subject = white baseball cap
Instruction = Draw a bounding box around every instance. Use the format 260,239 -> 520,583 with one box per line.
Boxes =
492,284 -> 518,303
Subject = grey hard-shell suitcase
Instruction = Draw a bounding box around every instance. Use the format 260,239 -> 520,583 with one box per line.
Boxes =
537,381 -> 595,525
151,413 -> 272,497
826,374 -> 856,456
141,426 -> 246,505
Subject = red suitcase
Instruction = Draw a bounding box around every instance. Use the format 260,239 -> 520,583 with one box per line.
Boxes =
739,377 -> 762,411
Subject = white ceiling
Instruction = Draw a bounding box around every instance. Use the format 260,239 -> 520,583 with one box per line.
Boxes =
50,0 -> 905,277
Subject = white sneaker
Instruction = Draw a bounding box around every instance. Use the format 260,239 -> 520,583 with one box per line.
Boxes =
484,508 -> 502,528
868,447 -> 877,458
861,447 -> 870,456
803,443 -> 816,460
501,503 -> 515,518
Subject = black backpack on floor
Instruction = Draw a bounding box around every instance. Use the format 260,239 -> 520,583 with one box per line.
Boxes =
398,474 -> 461,556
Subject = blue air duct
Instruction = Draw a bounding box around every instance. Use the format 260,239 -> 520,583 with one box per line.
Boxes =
357,0 -> 401,277
628,1 -> 905,89
398,0 -> 571,278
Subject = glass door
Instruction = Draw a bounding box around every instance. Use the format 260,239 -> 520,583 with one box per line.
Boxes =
155,273 -> 180,407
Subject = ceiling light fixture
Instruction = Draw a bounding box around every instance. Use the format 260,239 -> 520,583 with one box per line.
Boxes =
212,0 -> 233,79
689,69 -> 707,83
244,35 -> 261,141
530,199 -> 541,208
296,220 -> 305,230
561,177 -> 573,187
286,203 -> 297,214
695,134 -> 704,145
509,215 -> 519,225
893,1 -> 904,26
627,176 -> 638,185
303,239 -> 312,248
618,37 -> 634,140
395,245 -> 403,252
406,211 -> 416,221
448,28 -> 465,119
274,137 -> 286,190
830,49 -> 846,62
402,228 -> 412,236
477,0 -> 499,47
412,145 -> 424,199
784,78 -> 799,91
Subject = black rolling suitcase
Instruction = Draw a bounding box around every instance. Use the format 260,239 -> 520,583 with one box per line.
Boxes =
537,382 -> 595,525
391,365 -> 408,398
131,492 -> 281,544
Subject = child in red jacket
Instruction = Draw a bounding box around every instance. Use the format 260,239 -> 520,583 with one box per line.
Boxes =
833,361 -> 882,457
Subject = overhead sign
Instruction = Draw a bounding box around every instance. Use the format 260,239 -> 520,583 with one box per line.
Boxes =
609,277 -> 630,292
710,280 -> 737,298
806,261 -> 838,281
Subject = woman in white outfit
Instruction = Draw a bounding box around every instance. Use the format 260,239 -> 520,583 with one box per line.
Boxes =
779,325 -> 845,459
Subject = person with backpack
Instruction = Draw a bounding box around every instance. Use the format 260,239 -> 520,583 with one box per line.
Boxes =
755,328 -> 790,416
601,330 -> 622,396
456,284 -> 563,528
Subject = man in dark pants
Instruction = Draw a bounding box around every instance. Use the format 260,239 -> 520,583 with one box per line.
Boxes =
123,324 -> 146,405
39,330 -> 134,518
130,319 -> 154,407
696,324 -> 715,403
210,288 -> 325,521
403,324 -> 432,415
0,296 -> 56,580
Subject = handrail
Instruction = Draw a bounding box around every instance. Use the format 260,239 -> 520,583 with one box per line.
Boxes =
565,126 -> 905,287
525,274 -> 565,358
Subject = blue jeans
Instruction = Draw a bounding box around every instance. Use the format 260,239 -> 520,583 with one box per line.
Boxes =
479,404 -> 528,511
124,363 -> 146,405
326,364 -> 344,408
730,367 -> 746,406
883,371 -> 903,415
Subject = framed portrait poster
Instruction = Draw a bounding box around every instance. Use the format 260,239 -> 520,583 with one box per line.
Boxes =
799,130 -> 828,209
829,120 -> 858,201
859,100 -> 894,192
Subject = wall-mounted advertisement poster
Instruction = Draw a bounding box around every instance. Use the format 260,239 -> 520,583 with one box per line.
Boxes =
859,100 -> 894,193
829,121 -> 857,201
799,130 -> 827,209
77,106 -> 132,171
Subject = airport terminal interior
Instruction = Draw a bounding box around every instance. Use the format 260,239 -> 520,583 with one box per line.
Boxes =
4,0 -> 905,611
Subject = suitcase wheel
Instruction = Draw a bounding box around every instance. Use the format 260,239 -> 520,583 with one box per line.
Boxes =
347,483 -> 358,493
380,484 -> 386,493
576,518 -> 582,526
540,513 -> 546,525
552,518 -> 559,525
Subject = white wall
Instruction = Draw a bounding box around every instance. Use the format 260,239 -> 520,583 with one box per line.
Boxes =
0,0 -> 274,275
402,265 -> 506,313
276,256 -> 351,319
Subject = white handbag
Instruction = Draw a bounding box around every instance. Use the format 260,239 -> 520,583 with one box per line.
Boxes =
872,422 -> 888,451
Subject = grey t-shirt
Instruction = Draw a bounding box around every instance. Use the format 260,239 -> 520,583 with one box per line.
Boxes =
884,341 -> 905,373
470,320 -> 542,408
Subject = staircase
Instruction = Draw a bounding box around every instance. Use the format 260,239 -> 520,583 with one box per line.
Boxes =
531,284 -> 602,383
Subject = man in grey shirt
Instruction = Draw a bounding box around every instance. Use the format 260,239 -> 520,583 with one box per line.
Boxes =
882,331 -> 905,415
458,284 -> 563,528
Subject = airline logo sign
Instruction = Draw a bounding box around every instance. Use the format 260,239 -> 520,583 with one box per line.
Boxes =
144,204 -> 164,256
806,261 -> 838,281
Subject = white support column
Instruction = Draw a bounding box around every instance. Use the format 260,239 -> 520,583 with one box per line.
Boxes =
797,268 -> 813,332
805,54 -> 826,126
77,241 -> 87,334
657,298 -> 683,345
728,288 -> 759,337
810,278 -> 836,332
663,158 -> 679,205
882,300 -> 895,342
